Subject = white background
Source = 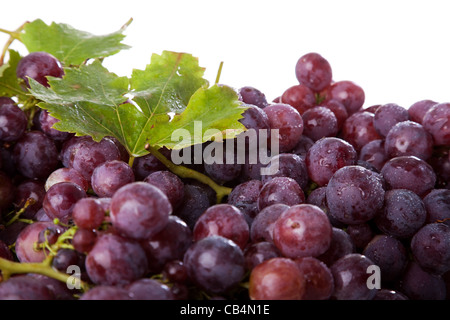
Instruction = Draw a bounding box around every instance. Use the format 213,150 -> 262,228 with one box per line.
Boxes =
2,0 -> 450,108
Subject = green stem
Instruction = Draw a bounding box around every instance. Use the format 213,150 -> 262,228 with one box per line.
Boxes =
215,61 -> 224,85
128,155 -> 135,168
0,257 -> 89,292
0,22 -> 27,66
146,145 -> 232,203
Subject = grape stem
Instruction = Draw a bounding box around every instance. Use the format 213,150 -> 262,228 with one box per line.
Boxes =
0,257 -> 89,292
145,144 -> 232,203
0,22 -> 27,66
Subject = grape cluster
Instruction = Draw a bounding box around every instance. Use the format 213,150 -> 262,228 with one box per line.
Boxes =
0,50 -> 449,301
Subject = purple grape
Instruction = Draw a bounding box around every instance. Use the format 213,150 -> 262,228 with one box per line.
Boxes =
295,52 -> 333,92
193,204 -> 249,250
140,215 -> 192,274
324,80 -> 365,115
321,99 -> 349,130
428,148 -> 450,189
13,130 -> 59,180
358,139 -> 388,172
375,188 -> 426,239
38,109 -> 72,141
423,189 -> 450,226
244,241 -> 281,271
16,51 -> 64,87
362,235 -> 408,283
72,228 -> 97,253
250,203 -> 289,243
264,103 -> 304,153
326,165 -> 385,225
373,289 -> 409,300
14,180 -> 46,219
317,227 -> 355,267
261,153 -> 309,190
144,170 -> 185,210
330,253 -> 377,300
280,84 -> 316,115
227,179 -> 263,223
422,102 -> 450,146
384,120 -> 433,160
183,235 -> 245,295
80,286 -> 131,300
162,260 -> 189,284
126,278 -> 174,300
0,239 -> 13,261
273,204 -> 332,259
249,257 -> 305,300
0,276 -> 55,300
293,256 -> 335,300
411,223 -> 450,275
52,248 -> 84,272
0,103 -> 27,142
408,99 -> 438,124
237,103 -> 270,135
110,182 -> 171,240
203,142 -> 242,184
396,261 -> 446,300
345,222 -> 375,250
373,103 -> 409,137
85,233 -> 148,286
381,156 -> 436,197
305,137 -> 357,186
91,160 -> 135,197
290,135 -> 314,160
45,167 -> 89,192
132,148 -> 171,180
257,177 -> 305,210
238,86 -> 268,109
43,182 -> 87,223
340,111 -> 382,151
0,171 -> 14,210
301,106 -> 338,141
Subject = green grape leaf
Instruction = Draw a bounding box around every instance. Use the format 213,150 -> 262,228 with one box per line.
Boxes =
29,51 -> 247,158
20,19 -> 131,65
0,50 -> 28,100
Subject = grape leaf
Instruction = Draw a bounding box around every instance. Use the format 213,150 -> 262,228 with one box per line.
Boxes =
20,19 -> 130,66
29,51 -> 247,158
0,50 -> 28,100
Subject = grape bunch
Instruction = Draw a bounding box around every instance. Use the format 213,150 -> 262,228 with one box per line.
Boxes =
0,48 -> 449,302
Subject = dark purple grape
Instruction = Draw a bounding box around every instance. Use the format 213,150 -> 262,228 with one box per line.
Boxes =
326,165 -> 385,225
373,289 -> 409,300
340,111 -> 382,151
295,52 -> 333,92
244,241 -> 281,271
290,135 -> 314,160
0,239 -> 13,261
238,103 -> 270,133
261,153 -> 309,190
411,223 -> 450,275
91,160 -> 135,197
43,182 -> 87,223
280,84 -> 316,115
375,188 -> 426,239
16,51 -> 64,87
45,167 -> 89,192
227,180 -> 263,222
330,253 -> 377,300
28,274 -> 76,300
396,261 -> 446,300
67,136 -> 122,181
52,248 -> 84,272
324,80 -> 365,115
384,120 -> 433,160
423,189 -> 450,226
362,235 -> 408,283
301,106 -> 338,141
38,109 -> 72,141
193,204 -> 249,250
140,215 -> 192,274
183,235 -> 245,295
358,139 -> 388,172
174,183 -> 215,230
0,276 -> 55,300
131,148 -> 170,180
321,99 -> 348,130
0,104 -> 27,142
428,148 -> 450,189
80,285 -> 131,300
144,170 -> 185,210
305,137 -> 357,186
264,103 -> 304,153
0,171 -> 14,210
408,99 -> 438,124
422,102 -> 450,146
345,222 -> 375,250
162,260 -> 189,283
273,204 -> 332,258
380,156 -> 436,197
257,177 -> 305,210
72,228 -> 97,253
203,142 -> 242,184
238,86 -> 268,108
71,197 -> 105,230
249,257 -> 305,300
0,146 -> 16,177
126,278 -> 174,300
14,180 -> 46,219
293,256 -> 334,300
110,182 -> 171,240
373,103 -> 409,137
250,203 -> 289,243
13,130 -> 59,180
317,227 -> 355,267
85,233 -> 148,286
